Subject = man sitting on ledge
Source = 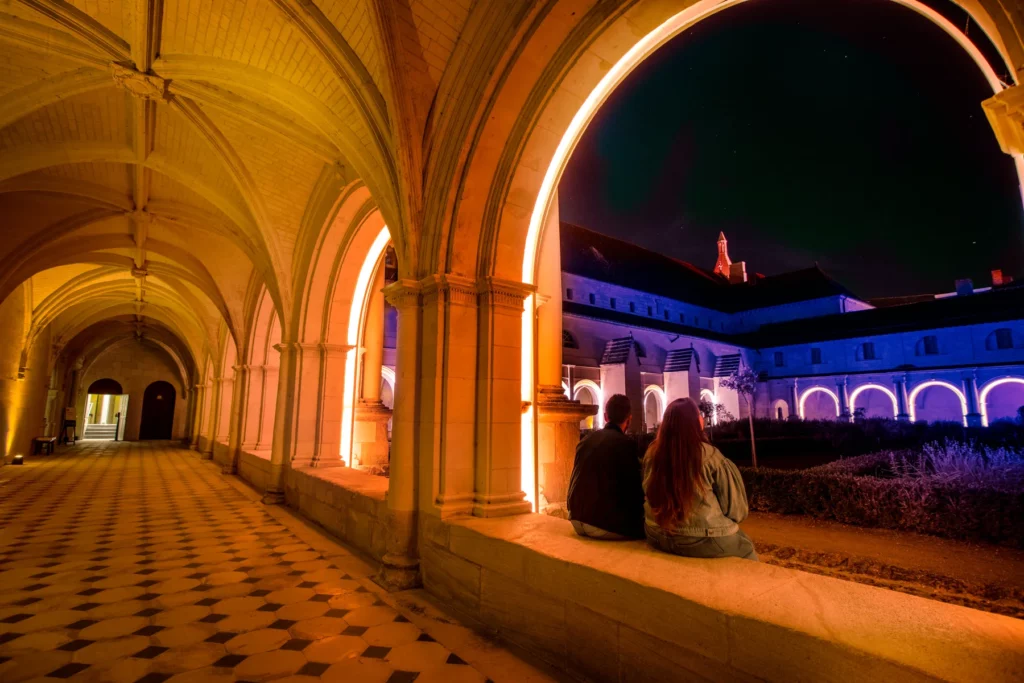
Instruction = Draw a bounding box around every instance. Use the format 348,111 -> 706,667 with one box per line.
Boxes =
566,394 -> 645,540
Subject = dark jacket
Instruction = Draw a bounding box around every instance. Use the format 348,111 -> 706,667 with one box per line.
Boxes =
566,424 -> 645,538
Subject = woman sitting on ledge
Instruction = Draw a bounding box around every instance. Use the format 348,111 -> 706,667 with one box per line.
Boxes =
643,397 -> 758,561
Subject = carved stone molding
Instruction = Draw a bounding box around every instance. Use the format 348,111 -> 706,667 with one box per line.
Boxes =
383,279 -> 422,309
420,273 -> 478,307
983,85 -> 1024,156
477,277 -> 535,312
111,62 -> 171,102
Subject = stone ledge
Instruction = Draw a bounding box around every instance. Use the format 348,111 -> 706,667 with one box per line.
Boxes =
424,513 -> 1024,683
284,465 -> 389,561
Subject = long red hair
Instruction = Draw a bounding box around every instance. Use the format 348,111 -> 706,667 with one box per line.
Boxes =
644,397 -> 708,528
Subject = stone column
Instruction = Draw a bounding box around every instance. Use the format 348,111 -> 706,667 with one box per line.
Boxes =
788,380 -> 800,421
380,280 -> 424,589
473,277 -> 533,518
223,364 -> 248,474
309,344 -> 351,468
894,375 -> 910,422
837,377 -> 850,421
190,384 -> 205,450
264,343 -> 298,505
240,364 -> 264,452
534,213 -> 596,511
201,378 -> 222,460
354,263 -> 392,470
255,365 -> 278,451
963,371 -> 982,427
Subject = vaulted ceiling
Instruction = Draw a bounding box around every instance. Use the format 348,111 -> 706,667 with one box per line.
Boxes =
1,0 -> 1021,383
0,0 -> 476,374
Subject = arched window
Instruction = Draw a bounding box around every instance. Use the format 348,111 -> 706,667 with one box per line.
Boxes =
562,330 -> 578,349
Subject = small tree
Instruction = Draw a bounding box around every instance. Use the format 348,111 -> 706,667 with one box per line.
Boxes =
698,397 -> 733,439
721,368 -> 759,468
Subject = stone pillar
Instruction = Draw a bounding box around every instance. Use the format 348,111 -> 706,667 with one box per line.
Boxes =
380,280 -> 424,589
256,365 -> 279,451
309,344 -> 351,468
837,377 -> 851,421
201,378 -> 222,460
473,277 -> 533,518
264,343 -> 298,505
536,385 -> 596,511
240,364 -> 264,451
534,213 -> 596,511
353,263 -> 392,470
223,364 -> 248,474
190,384 -> 205,450
788,380 -> 800,421
963,371 -> 982,427
894,375 -> 910,422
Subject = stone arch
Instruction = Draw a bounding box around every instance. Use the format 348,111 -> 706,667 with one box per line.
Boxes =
849,383 -> 899,419
643,384 -> 666,433
771,399 -> 790,421
979,377 -> 1024,426
908,380 -> 968,425
799,386 -> 841,420
443,0 -> 1024,505
283,179 -> 396,470
574,380 -> 602,430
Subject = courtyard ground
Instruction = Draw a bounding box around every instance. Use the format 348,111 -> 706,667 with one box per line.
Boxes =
0,442 -> 561,683
745,512 -> 1024,618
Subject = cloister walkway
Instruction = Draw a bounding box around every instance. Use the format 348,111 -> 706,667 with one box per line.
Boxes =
0,442 -> 556,683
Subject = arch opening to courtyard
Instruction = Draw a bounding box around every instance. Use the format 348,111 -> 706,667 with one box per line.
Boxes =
979,376 -> 1024,426
908,380 -> 969,424
474,0 -> 1024,510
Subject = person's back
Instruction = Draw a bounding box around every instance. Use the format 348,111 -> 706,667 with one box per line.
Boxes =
643,397 -> 757,561
566,394 -> 645,539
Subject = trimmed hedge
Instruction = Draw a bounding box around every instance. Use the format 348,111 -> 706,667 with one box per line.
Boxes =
740,466 -> 1024,548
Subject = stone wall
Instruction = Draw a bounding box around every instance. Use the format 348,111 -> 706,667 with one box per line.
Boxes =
0,284 -> 52,461
78,341 -> 186,441
283,467 -> 390,562
420,513 -> 1024,683
237,450 -> 273,493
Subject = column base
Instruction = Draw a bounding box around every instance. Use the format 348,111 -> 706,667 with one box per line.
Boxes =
897,413 -> 910,422
200,451 -> 213,461
966,413 -> 983,428
262,489 -> 285,505
190,443 -> 200,451
473,492 -> 532,518
376,552 -> 421,592
221,464 -> 237,475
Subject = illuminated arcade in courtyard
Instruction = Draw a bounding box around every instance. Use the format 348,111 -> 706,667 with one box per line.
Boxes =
1,0 -> 1023,681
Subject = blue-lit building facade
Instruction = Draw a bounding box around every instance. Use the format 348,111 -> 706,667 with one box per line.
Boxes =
557,223 -> 1024,432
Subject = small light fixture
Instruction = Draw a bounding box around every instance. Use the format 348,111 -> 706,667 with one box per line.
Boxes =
11,454 -> 24,465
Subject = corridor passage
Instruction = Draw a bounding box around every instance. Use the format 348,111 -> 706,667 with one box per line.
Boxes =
0,443 -> 510,683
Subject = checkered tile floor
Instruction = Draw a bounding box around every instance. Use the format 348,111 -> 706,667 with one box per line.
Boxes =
0,442 -> 491,682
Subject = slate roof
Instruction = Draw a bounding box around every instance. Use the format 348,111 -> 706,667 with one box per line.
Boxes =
745,283 -> 1024,347
664,348 -> 698,373
713,354 -> 742,377
600,337 -> 635,365
560,222 -> 859,312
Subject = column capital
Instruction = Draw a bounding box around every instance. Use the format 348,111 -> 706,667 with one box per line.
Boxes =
477,277 -> 535,312
383,279 -> 423,309
420,273 -> 478,307
983,85 -> 1024,156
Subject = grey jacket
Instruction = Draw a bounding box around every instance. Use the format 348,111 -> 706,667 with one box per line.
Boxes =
643,442 -> 749,538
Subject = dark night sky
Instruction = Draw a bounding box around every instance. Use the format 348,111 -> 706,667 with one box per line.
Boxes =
558,0 -> 1024,299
